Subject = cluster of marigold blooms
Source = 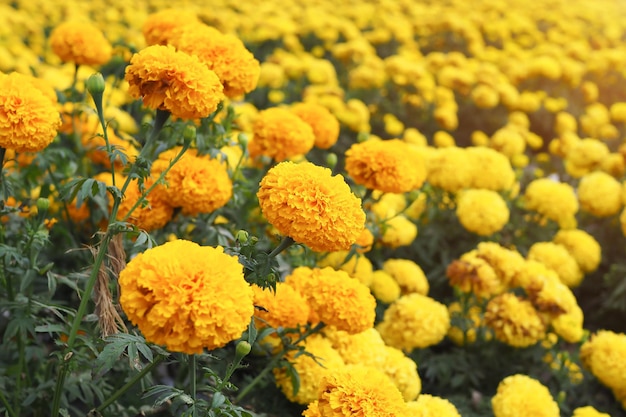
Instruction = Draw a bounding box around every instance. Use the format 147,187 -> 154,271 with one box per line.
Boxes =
2,0 -> 626,416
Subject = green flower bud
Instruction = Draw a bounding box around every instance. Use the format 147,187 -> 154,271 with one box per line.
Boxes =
236,230 -> 249,244
236,340 -> 251,357
36,197 -> 50,212
326,152 -> 338,169
357,131 -> 370,143
86,73 -> 106,96
183,125 -> 197,142
238,132 -> 249,149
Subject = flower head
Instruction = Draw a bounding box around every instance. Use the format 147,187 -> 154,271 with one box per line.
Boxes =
142,9 -> 200,46
257,161 -> 365,252
492,374 -> 559,417
252,282 -> 310,330
447,252 -> 504,299
125,45 -> 224,119
0,73 -> 60,152
382,258 -> 429,296
370,270 -> 401,304
406,394 -> 462,417
317,364 -> 407,417
49,21 -> 112,66
290,102 -> 340,149
345,139 -> 426,193
380,215 -> 418,248
524,178 -> 578,228
377,293 -> 450,352
484,293 -> 546,348
119,240 -> 253,354
455,189 -> 510,236
527,242 -> 583,288
572,406 -> 611,417
577,171 -> 622,217
248,108 -> 315,161
580,330 -> 626,406
553,229 -> 601,274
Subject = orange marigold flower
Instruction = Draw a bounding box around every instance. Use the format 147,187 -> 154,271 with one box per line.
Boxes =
484,293 -> 546,348
142,9 -> 199,46
252,282 -> 310,330
125,45 -> 224,120
290,102 -> 340,149
119,240 -> 254,354
169,23 -> 260,98
0,73 -> 60,152
49,21 -> 112,66
345,139 -> 427,193
447,252 -> 504,299
248,108 -> 315,162
285,266 -> 376,334
257,161 -> 365,252
317,364 -> 407,417
152,147 -> 232,216
382,258 -> 429,296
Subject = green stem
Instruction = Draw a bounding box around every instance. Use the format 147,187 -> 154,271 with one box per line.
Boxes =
268,236 -> 295,258
96,355 -> 166,412
0,389 -> 17,417
190,354 -> 197,417
235,322 -> 325,403
91,84 -> 116,187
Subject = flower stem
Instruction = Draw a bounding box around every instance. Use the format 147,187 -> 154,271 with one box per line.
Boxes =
190,354 -> 197,417
268,236 -> 295,258
96,354 -> 166,412
0,389 -> 16,417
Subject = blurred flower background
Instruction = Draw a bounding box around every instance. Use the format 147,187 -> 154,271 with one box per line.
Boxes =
1,0 -> 626,416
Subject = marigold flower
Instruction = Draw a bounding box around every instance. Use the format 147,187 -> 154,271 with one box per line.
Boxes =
427,147 -> 474,192
322,327 -> 386,367
580,330 -> 626,407
492,374 -> 559,417
302,401 -> 322,417
475,242 -> 527,288
524,178 -> 578,228
484,293 -> 546,348
527,242 -> 583,288
552,229 -> 601,274
370,270 -> 401,304
455,189 -> 510,236
273,334 -> 345,404
142,9 -> 199,46
447,252 -> 503,299
0,73 -> 60,152
125,45 -> 224,120
317,251 -> 374,287
169,23 -> 260,97
380,345 -> 421,401
345,139 -> 427,193
119,240 -> 254,354
290,102 -> 340,149
380,215 -> 418,248
248,108 -> 315,162
572,406 -> 611,417
152,147 -> 232,216
317,364 -> 407,417
382,258 -> 429,296
406,394 -> 462,417
577,171 -> 622,217
377,293 -> 450,352
466,147 -> 516,191
257,161 -> 365,252
49,21 -> 112,66
252,283 -> 310,330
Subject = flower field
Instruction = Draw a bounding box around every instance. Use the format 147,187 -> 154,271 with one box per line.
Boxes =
2,0 -> 626,416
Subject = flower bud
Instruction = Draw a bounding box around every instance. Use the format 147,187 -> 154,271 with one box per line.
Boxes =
236,230 -> 249,244
36,197 -> 50,212
326,152 -> 338,170
236,340 -> 252,357
183,124 -> 197,143
238,132 -> 249,149
86,73 -> 106,96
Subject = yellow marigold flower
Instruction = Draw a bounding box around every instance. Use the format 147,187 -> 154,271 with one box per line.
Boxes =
370,270 -> 401,304
355,227 -> 374,253
475,242 -> 526,288
125,45 -> 224,120
142,9 -> 199,46
303,401 -> 321,417
49,21 -> 112,66
290,102 -> 340,149
527,242 -> 583,288
492,374 -> 559,417
447,252 -> 503,299
455,189 -> 510,236
286,266 -> 375,334
119,240 -> 253,354
317,251 -> 374,287
95,173 -> 173,232
427,147 -> 474,193
258,161 -> 365,252
152,147 -> 232,216
466,147 -> 516,191
523,268 -> 578,316
370,192 -> 407,220
471,83 -> 500,108
434,105 -> 459,131
565,139 -> 610,178
403,128 -> 428,147
433,131 -> 456,148
317,364 -> 407,417
581,81 -> 599,103
485,293 -> 546,348
323,327 -> 386,367
524,178 -> 578,229
580,330 -> 626,406
578,171 -> 622,217
555,112 -> 578,135
345,139 -> 427,193
572,406 -> 611,417
380,215 -> 418,248
405,192 -> 428,221
610,102 -> 626,123
0,73 -> 60,152
274,334 -> 345,405
382,258 -> 429,296
380,345 -> 421,401
553,229 -> 601,274
406,394 -> 462,417
383,113 -> 405,137
248,108 -> 315,162
252,283 -> 310,329
551,304 -> 584,343
169,23 -> 260,98
377,293 -> 450,352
